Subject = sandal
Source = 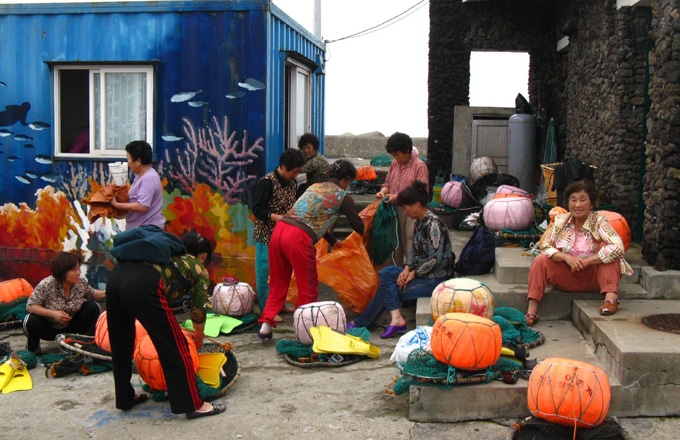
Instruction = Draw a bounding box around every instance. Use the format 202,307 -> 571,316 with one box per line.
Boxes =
600,298 -> 620,316
525,313 -> 539,327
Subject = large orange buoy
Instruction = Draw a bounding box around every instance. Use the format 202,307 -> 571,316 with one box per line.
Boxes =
527,357 -> 611,428
133,331 -> 199,391
430,278 -> 494,321
430,312 -> 502,370
0,278 -> 33,303
94,311 -> 148,353
598,211 -> 631,252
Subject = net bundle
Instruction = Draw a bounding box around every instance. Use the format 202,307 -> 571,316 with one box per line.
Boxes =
389,306 -> 543,395
275,327 -> 372,362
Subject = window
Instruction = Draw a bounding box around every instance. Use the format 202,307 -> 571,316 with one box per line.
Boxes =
53,65 -> 154,157
469,51 -> 529,107
284,58 -> 311,149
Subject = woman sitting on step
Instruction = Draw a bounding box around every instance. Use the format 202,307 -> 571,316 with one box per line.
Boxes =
525,179 -> 633,326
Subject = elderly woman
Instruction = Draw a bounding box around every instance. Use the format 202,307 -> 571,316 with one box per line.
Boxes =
258,159 -> 364,340
525,179 -> 633,326
347,181 -> 455,338
23,252 -> 106,355
297,133 -> 330,197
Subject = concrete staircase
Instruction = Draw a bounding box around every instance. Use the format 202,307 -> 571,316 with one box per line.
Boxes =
409,233 -> 680,422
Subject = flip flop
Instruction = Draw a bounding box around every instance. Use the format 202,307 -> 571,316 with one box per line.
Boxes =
0,356 -> 16,391
310,326 -> 380,359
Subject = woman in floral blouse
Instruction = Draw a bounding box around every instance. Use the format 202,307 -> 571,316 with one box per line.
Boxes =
525,179 -> 633,326
24,251 -> 105,355
347,181 -> 455,339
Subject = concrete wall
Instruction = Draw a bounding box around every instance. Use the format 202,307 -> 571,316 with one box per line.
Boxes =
428,0 -> 680,268
324,134 -> 427,160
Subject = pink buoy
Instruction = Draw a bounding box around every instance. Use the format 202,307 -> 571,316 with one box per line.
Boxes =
441,180 -> 464,208
293,301 -> 346,345
483,196 -> 534,231
496,184 -> 531,198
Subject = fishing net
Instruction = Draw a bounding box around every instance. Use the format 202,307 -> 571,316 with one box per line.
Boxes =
275,327 -> 372,368
142,341 -> 240,402
0,298 -> 27,329
389,307 -> 544,395
506,416 -> 632,440
369,199 -> 399,265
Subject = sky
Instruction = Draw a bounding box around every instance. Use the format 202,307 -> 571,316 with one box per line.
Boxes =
273,0 -> 529,138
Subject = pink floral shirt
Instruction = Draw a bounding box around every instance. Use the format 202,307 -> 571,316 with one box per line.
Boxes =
381,154 -> 429,194
540,211 -> 633,275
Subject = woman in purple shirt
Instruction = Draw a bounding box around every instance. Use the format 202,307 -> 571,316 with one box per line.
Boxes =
111,140 -> 166,230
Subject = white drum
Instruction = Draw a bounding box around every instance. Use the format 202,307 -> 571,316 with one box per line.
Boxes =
293,301 -> 346,345
212,280 -> 255,317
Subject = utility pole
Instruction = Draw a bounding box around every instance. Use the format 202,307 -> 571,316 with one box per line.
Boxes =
313,0 -> 321,39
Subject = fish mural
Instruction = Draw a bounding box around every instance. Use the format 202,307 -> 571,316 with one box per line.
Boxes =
162,133 -> 184,142
237,78 -> 265,91
0,102 -> 31,127
29,121 -> 51,130
14,134 -> 32,142
171,90 -> 203,103
35,154 -> 53,164
225,91 -> 246,99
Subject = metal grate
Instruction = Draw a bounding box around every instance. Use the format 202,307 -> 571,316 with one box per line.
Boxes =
642,314 -> 680,335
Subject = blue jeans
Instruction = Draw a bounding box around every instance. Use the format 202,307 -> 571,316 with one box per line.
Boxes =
353,265 -> 446,328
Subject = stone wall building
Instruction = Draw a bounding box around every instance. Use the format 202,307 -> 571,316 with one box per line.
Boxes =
428,0 -> 679,269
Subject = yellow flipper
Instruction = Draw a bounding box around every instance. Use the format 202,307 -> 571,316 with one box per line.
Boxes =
196,353 -> 227,388
310,326 -> 380,359
0,358 -> 15,391
1,354 -> 32,394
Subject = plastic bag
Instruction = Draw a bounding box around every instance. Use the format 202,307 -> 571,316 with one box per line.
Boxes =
390,326 -> 433,364
287,232 -> 378,313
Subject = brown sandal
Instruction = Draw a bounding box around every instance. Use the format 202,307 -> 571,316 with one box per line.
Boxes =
600,299 -> 620,316
525,313 -> 539,327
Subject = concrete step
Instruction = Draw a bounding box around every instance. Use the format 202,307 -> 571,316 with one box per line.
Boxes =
410,300 -> 680,422
493,245 -> 644,286
408,320 -> 620,422
416,280 -> 652,326
572,299 -> 680,417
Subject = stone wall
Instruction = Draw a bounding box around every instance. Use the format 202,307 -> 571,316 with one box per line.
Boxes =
428,0 -> 678,267
324,134 -> 427,161
643,0 -> 680,268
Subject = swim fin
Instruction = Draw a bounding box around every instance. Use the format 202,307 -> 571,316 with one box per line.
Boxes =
1,353 -> 32,394
0,357 -> 15,391
196,353 -> 227,388
310,326 -> 380,359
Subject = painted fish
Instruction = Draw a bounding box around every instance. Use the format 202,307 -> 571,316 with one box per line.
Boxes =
0,81 -> 6,87
15,175 -> 32,184
7,155 -> 20,161
238,78 -> 265,91
35,154 -> 53,164
225,91 -> 246,99
25,171 -> 38,179
162,134 -> 183,142
29,121 -> 51,130
0,129 -> 12,137
14,134 -> 32,141
188,100 -> 208,107
40,174 -> 59,183
171,90 -> 202,103
23,143 -> 34,149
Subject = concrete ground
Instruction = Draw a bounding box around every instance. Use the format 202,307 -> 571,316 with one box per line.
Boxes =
1,288 -> 679,439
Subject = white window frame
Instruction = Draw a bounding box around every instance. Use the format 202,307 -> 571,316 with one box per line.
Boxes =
53,64 -> 154,158
285,58 -> 312,149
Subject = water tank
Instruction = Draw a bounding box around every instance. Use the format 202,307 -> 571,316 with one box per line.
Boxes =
507,113 -> 537,193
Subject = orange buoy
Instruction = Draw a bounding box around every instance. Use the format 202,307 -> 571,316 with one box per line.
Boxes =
133,330 -> 199,391
527,357 -> 611,428
430,312 -> 502,370
94,310 -> 148,353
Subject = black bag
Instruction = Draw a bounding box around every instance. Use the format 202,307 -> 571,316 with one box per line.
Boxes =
470,172 -> 521,205
454,227 -> 496,276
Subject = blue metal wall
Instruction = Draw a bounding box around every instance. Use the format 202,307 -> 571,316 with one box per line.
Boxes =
266,5 -> 326,173
0,0 -> 325,205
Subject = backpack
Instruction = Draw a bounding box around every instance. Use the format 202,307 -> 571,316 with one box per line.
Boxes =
454,227 -> 496,276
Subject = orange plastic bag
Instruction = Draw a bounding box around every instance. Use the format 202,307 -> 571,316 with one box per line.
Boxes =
286,232 -> 378,313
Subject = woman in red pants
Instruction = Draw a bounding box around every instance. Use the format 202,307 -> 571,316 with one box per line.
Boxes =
257,160 -> 364,340
525,179 -> 633,326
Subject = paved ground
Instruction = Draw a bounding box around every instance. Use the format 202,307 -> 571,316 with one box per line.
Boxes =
1,286 -> 679,440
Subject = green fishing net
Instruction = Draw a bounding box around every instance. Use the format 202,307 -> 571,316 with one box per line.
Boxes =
275,327 -> 372,361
